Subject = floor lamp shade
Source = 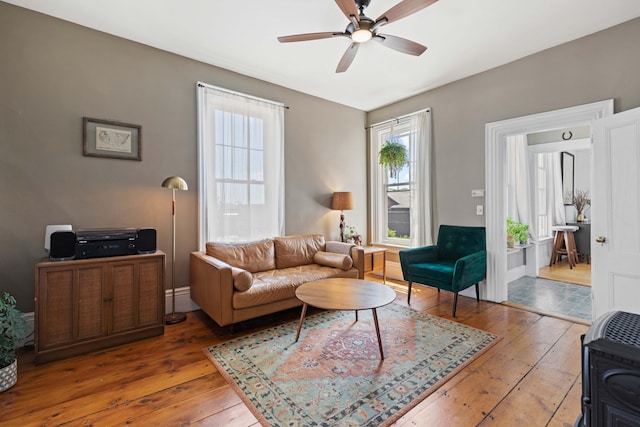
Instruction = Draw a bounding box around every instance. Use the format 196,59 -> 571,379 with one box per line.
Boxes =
332,192 -> 353,242
162,176 -> 188,324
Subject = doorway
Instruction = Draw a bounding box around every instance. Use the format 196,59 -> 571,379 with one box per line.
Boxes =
483,99 -> 614,318
504,133 -> 592,320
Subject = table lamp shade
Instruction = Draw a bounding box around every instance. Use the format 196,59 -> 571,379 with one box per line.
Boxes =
332,192 -> 353,211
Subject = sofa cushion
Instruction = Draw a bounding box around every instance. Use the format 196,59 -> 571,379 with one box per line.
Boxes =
206,239 -> 275,273
273,234 -> 325,269
313,251 -> 353,271
231,267 -> 253,291
233,264 -> 358,309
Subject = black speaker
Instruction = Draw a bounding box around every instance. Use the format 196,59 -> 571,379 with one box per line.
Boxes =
137,228 -> 157,254
50,231 -> 76,261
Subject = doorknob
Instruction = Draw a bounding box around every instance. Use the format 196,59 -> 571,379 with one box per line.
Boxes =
595,236 -> 607,244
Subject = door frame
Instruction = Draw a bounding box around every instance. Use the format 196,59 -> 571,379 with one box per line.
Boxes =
484,100 -> 613,303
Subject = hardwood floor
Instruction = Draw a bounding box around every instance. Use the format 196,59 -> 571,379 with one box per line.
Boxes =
2,276 -> 587,426
538,258 -> 591,287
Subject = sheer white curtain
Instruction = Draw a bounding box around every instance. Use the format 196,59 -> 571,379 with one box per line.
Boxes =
506,134 -> 537,240
551,152 -> 567,225
197,83 -> 284,249
409,111 -> 432,247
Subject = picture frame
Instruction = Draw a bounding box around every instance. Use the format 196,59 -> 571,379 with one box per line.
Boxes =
83,117 -> 141,161
561,151 -> 574,205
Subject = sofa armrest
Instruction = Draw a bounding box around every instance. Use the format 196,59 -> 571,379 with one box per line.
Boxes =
399,246 -> 438,267
189,251 -> 234,326
399,246 -> 439,281
452,250 -> 487,292
351,246 -> 365,279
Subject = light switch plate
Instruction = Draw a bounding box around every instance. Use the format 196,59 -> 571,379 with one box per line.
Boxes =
476,205 -> 484,215
472,189 -> 485,198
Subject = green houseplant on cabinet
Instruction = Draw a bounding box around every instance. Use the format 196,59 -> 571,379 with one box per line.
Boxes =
506,217 -> 529,248
0,292 -> 28,393
378,140 -> 408,179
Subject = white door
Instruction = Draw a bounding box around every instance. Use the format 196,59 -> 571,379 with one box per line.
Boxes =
592,106 -> 640,319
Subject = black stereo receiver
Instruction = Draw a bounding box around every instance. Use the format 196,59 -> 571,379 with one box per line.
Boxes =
49,228 -> 156,261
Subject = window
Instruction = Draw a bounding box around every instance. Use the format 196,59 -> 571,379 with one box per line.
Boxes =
197,83 -> 284,247
369,110 -> 432,247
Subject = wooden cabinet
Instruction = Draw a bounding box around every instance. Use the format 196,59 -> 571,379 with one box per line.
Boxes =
34,251 -> 165,364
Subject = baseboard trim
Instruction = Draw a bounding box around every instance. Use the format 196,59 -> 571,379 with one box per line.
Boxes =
165,286 -> 200,314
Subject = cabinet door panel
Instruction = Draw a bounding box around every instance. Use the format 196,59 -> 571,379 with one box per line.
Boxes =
138,260 -> 161,325
77,267 -> 106,339
39,270 -> 74,348
112,263 -> 136,333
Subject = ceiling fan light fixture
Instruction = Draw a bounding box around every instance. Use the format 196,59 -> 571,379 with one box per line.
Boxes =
352,28 -> 372,43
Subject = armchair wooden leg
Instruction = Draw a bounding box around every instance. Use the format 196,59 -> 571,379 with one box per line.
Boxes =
452,292 -> 459,317
407,281 -> 413,304
475,283 -> 480,302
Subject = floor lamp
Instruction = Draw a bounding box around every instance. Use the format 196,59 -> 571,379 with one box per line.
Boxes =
162,176 -> 188,324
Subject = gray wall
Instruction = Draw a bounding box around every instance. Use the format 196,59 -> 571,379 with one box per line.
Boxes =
0,2 -> 367,311
367,17 -> 640,236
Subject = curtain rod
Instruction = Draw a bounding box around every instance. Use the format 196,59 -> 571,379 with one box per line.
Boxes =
197,81 -> 289,109
366,107 -> 431,129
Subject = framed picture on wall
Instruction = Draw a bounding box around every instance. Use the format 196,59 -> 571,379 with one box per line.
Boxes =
561,151 -> 574,205
83,117 -> 142,161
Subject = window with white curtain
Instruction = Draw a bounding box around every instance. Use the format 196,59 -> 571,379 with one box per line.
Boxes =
369,109 -> 432,248
197,83 -> 285,248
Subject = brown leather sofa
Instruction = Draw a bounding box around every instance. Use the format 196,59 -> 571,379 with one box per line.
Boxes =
190,234 -> 365,327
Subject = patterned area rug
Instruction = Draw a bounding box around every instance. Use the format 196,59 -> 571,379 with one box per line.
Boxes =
204,303 -> 499,426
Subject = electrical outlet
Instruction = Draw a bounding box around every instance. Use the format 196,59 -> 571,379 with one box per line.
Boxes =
476,205 -> 484,215
472,189 -> 485,198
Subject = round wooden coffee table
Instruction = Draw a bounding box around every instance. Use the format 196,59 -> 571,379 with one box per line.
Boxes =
294,278 -> 396,359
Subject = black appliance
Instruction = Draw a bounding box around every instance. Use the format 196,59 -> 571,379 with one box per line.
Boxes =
49,228 -> 156,260
576,311 -> 640,427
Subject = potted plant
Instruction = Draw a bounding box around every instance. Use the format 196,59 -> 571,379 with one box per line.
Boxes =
506,217 -> 529,247
0,292 -> 28,393
572,189 -> 591,222
378,140 -> 408,179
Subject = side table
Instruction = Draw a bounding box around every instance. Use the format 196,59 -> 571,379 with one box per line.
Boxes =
358,246 -> 388,283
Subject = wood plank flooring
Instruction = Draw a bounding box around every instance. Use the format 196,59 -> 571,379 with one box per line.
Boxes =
538,259 -> 591,287
1,276 -> 588,426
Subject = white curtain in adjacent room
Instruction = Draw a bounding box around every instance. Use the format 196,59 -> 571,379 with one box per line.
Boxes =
551,152 -> 567,225
197,83 -> 285,249
506,134 -> 537,240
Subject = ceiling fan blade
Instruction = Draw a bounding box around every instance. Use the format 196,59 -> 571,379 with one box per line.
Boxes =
335,0 -> 360,21
373,34 -> 427,56
278,32 -> 343,43
336,43 -> 360,73
376,0 -> 438,26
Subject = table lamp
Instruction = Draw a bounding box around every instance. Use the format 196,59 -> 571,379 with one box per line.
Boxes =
331,191 -> 353,242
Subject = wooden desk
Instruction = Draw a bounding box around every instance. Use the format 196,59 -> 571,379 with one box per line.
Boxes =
360,246 -> 387,283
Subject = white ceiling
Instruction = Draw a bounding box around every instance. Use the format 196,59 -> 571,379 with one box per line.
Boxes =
7,0 -> 640,111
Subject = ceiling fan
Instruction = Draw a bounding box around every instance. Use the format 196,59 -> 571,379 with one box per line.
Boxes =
278,0 -> 438,73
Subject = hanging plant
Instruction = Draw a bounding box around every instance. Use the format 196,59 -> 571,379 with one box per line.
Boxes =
378,140 -> 408,179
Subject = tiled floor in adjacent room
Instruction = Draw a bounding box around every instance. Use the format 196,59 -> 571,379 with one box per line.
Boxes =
508,276 -> 592,321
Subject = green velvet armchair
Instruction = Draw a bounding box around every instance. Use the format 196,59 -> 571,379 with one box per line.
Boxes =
399,225 -> 487,317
